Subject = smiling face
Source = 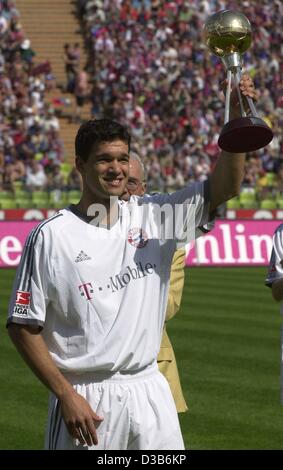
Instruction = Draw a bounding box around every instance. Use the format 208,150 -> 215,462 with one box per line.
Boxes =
76,139 -> 130,202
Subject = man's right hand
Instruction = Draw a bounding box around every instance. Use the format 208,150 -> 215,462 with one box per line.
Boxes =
59,389 -> 103,447
7,325 -> 104,447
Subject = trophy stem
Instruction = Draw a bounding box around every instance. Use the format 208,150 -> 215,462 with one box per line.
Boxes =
246,95 -> 258,117
233,70 -> 246,117
235,69 -> 258,117
224,69 -> 232,124
222,52 -> 242,71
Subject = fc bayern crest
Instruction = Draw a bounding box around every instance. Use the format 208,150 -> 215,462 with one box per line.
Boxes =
128,228 -> 148,248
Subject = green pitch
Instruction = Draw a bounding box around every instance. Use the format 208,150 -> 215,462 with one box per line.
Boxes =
1,267 -> 282,450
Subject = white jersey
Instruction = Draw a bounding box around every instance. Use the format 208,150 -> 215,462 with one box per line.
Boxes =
266,225 -> 283,406
266,223 -> 283,315
266,223 -> 283,286
8,182 -> 210,373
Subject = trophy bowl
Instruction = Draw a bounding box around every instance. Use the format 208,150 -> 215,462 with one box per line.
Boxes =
203,10 -> 273,153
203,10 -> 252,58
218,116 -> 274,153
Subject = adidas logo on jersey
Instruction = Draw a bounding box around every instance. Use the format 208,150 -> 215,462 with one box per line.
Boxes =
75,251 -> 91,263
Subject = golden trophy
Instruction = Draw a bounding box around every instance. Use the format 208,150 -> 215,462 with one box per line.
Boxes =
203,10 -> 273,153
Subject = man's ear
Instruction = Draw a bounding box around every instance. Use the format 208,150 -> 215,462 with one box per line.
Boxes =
75,156 -> 84,174
142,182 -> 147,195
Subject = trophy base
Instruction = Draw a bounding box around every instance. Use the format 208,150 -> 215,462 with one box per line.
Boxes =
218,117 -> 273,153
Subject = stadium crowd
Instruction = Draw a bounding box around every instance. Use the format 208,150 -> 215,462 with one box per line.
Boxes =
0,0 -> 66,193
76,0 -> 283,196
0,0 -> 282,201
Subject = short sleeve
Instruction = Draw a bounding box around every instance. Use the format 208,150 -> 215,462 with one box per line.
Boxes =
138,180 -> 211,245
7,228 -> 51,328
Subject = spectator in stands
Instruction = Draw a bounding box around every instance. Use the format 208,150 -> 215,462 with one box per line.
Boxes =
276,163 -> 283,194
67,166 -> 82,191
20,39 -> 35,67
47,164 -> 65,191
63,44 -> 78,93
45,129 -> 64,163
29,77 -> 45,113
9,20 -> 24,45
4,156 -> 25,191
44,107 -> 60,132
25,160 -> 47,191
0,13 -> 8,37
73,67 -> 90,123
73,43 -> 82,68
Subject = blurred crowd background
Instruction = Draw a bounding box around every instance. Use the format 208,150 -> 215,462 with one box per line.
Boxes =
0,0 -> 283,210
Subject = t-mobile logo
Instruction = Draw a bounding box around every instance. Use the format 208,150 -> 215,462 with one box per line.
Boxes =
78,283 -> 94,300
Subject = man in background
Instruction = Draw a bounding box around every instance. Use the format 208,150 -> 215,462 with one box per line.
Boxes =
266,223 -> 283,403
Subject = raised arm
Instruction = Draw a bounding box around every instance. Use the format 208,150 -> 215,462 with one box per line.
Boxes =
209,75 -> 258,212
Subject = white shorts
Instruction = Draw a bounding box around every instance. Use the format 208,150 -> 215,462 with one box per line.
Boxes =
45,363 -> 185,450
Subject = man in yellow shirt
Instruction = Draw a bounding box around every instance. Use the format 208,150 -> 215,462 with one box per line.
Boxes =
159,247 -> 188,412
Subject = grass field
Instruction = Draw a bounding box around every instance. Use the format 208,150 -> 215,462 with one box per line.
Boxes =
1,267 -> 282,450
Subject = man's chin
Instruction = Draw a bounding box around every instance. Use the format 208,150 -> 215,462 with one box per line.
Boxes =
108,187 -> 126,197
101,186 -> 127,199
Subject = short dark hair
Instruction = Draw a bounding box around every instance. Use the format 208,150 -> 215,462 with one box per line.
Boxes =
75,119 -> 131,162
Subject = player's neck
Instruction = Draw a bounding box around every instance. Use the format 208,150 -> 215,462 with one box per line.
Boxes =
76,195 -> 119,227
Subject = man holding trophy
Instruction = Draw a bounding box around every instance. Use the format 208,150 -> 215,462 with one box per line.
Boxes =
7,11 -> 272,450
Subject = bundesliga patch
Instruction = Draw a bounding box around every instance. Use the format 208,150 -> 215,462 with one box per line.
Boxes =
128,228 -> 148,248
13,291 -> 31,316
16,291 -> 31,305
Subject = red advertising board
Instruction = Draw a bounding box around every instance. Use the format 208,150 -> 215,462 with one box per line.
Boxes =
0,209 -> 57,221
186,220 -> 279,266
0,220 -> 279,268
0,221 -> 38,267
